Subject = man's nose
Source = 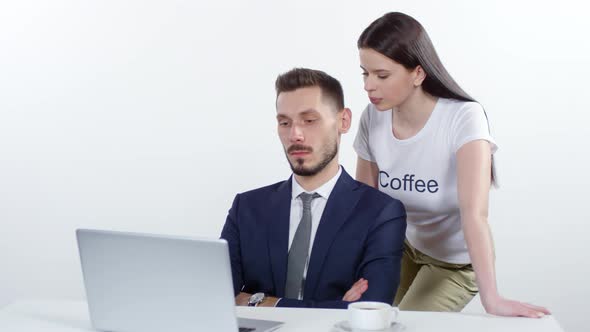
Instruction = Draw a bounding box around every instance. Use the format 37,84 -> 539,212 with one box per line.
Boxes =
289,124 -> 304,143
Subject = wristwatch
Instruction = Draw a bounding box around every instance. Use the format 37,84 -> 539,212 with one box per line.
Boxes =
247,292 -> 266,307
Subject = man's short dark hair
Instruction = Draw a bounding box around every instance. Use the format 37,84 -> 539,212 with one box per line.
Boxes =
275,68 -> 345,110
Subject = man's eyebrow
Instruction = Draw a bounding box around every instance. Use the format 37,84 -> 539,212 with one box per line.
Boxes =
276,109 -> 319,119
299,109 -> 319,116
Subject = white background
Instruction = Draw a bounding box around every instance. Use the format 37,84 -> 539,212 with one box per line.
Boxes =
0,1 -> 588,331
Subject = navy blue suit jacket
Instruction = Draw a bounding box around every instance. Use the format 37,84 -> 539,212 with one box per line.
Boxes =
220,169 -> 406,308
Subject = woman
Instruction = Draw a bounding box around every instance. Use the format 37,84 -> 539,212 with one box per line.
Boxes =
353,12 -> 549,317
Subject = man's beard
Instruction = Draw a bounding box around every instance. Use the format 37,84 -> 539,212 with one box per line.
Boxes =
286,140 -> 338,177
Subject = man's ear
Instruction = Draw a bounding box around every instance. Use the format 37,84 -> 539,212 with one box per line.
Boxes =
413,65 -> 426,87
339,108 -> 352,134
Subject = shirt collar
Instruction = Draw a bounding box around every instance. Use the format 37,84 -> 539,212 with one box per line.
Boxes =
291,166 -> 342,200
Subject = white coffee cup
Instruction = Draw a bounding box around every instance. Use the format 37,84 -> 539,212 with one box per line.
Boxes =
348,301 -> 399,330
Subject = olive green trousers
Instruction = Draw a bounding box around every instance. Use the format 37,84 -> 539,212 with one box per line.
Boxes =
394,241 -> 478,312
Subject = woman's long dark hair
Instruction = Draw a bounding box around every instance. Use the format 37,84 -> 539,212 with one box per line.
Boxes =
358,12 -> 497,185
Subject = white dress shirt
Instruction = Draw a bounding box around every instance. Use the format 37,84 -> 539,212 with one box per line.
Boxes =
289,166 -> 342,278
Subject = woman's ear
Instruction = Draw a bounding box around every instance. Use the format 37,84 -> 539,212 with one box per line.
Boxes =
413,65 -> 426,87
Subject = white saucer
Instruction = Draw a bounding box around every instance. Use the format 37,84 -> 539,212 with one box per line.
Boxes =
332,320 -> 404,332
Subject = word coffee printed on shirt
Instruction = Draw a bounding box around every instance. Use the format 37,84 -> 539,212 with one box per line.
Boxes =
379,171 -> 439,193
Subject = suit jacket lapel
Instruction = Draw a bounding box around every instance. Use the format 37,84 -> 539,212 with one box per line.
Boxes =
304,169 -> 362,298
267,177 -> 292,297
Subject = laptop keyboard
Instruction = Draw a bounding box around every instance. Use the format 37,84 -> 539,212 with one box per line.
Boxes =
239,328 -> 256,332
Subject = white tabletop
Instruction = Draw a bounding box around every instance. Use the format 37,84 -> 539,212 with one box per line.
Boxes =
0,300 -> 564,332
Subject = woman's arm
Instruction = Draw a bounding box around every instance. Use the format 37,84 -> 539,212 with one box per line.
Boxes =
356,156 -> 379,188
457,140 -> 549,318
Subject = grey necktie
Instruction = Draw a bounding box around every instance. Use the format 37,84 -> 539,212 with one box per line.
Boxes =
285,192 -> 321,299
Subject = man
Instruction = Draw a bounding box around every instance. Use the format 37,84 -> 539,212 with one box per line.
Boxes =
221,68 -> 406,308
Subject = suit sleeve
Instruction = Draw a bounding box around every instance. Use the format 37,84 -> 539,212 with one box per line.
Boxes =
276,298 -> 350,309
220,194 -> 244,296
357,200 -> 407,303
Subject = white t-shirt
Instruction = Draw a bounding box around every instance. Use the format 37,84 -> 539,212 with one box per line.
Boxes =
353,98 -> 497,264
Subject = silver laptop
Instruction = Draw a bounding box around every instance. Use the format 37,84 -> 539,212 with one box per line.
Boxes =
76,229 -> 283,332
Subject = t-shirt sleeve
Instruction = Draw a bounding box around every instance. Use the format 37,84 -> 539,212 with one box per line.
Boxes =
451,102 -> 498,154
353,105 -> 376,162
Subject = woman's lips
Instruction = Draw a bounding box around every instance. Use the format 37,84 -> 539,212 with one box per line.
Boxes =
369,97 -> 382,104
